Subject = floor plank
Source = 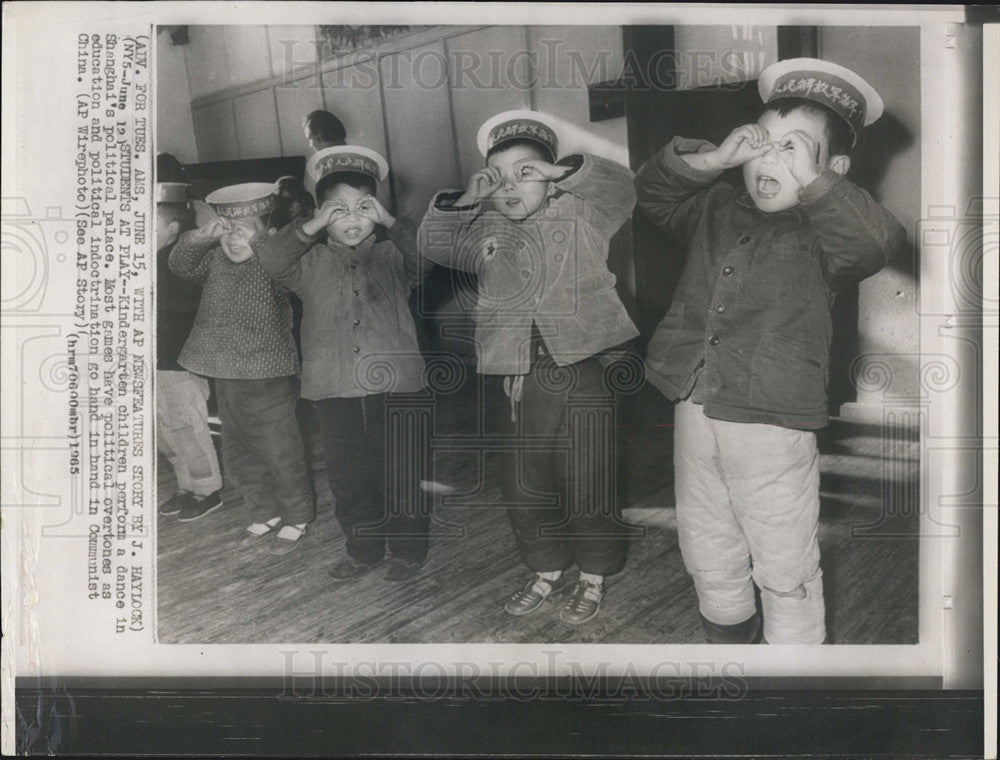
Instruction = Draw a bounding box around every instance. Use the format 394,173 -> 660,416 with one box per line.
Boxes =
157,384 -> 918,645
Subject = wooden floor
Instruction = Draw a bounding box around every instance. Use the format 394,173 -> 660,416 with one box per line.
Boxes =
157,380 -> 919,644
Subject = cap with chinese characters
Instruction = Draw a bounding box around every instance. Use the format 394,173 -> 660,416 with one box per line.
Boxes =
758,58 -> 884,146
308,145 -> 389,186
477,109 -> 559,161
205,183 -> 278,219
156,182 -> 189,204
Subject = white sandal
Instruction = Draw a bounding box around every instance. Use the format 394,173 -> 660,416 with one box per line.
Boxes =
240,517 -> 282,546
268,523 -> 308,555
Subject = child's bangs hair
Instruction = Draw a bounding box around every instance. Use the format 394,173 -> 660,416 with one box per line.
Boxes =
486,137 -> 555,164
317,170 -> 377,202
761,97 -> 854,156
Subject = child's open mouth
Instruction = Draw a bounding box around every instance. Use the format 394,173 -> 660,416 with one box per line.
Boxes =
756,175 -> 781,199
756,174 -> 782,198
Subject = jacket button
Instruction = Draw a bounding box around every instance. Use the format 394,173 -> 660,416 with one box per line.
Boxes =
722,266 -> 734,276
352,289 -> 359,296
350,263 -> 357,270
353,346 -> 361,353
708,335 -> 720,346
715,303 -> 726,313
739,235 -> 751,244
353,319 -> 360,326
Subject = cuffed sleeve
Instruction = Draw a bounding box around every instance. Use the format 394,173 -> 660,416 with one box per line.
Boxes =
254,221 -> 316,293
167,232 -> 215,285
634,137 -> 723,243
555,153 -> 636,235
418,191 -> 484,273
798,172 -> 907,290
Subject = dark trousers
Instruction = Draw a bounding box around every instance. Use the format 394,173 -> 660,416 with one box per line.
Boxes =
216,376 -> 315,524
313,393 -> 431,565
493,350 -> 630,576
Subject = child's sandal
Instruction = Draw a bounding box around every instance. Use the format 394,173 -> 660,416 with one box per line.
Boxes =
267,523 -> 308,555
240,518 -> 282,547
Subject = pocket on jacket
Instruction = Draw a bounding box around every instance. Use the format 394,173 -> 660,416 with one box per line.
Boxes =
750,332 -> 827,413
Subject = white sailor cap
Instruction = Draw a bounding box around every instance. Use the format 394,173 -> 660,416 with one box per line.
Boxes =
758,58 -> 884,145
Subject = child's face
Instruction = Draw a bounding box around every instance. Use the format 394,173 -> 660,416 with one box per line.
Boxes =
742,108 -> 833,213
321,184 -> 376,247
220,216 -> 265,262
486,144 -> 552,222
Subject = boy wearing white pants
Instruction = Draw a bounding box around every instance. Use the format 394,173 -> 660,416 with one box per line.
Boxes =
635,59 -> 906,643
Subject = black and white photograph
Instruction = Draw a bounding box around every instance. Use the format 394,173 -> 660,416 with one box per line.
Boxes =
153,20 -> 927,647
2,3 -> 994,757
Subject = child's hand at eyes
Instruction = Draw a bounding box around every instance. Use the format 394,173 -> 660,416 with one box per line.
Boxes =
455,166 -> 503,207
516,159 -> 571,182
192,217 -> 231,243
356,195 -> 396,228
776,130 -> 822,188
302,200 -> 344,236
684,124 -> 771,172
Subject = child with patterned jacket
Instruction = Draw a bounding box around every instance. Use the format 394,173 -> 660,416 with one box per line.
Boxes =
419,110 -> 639,625
634,59 -> 907,644
169,183 -> 315,553
155,173 -> 224,522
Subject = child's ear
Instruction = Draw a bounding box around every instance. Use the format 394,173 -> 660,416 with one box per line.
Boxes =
828,154 -> 851,176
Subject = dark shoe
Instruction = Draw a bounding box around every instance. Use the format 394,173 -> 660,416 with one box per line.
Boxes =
504,574 -> 566,616
559,580 -> 604,625
176,491 -> 223,522
385,557 -> 423,582
327,556 -> 384,582
700,612 -> 762,644
159,491 -> 194,516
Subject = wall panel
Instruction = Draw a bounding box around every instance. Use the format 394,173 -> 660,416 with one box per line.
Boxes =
274,75 -> 325,159
233,88 -> 282,159
192,99 -> 240,162
224,26 -> 273,88
185,26 -> 232,100
445,27 -> 533,180
379,41 -> 459,222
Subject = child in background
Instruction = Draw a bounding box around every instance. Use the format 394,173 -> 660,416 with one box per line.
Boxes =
635,59 -> 906,644
419,110 -> 639,625
302,110 -> 348,204
169,183 -> 316,551
257,147 -> 432,583
155,171 -> 224,518
273,175 -> 316,229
